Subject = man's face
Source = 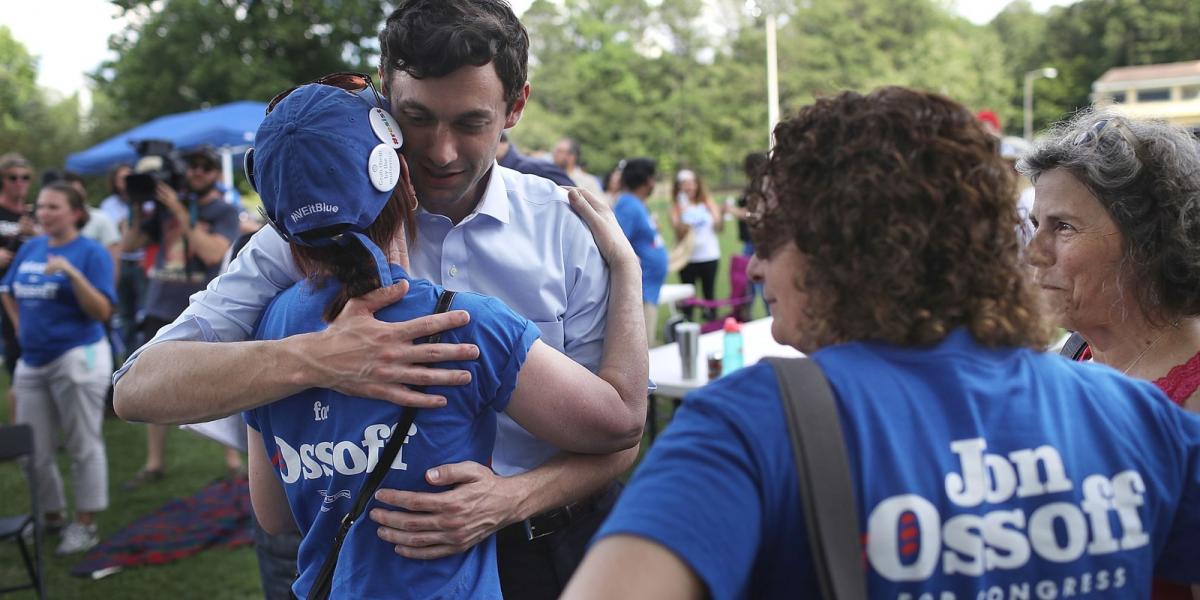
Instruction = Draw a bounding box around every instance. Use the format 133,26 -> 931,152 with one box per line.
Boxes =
2,167 -> 33,202
552,139 -> 574,171
186,160 -> 220,193
382,63 -> 528,217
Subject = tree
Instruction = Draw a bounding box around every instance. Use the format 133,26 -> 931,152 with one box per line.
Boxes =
0,26 -> 84,176
94,0 -> 390,124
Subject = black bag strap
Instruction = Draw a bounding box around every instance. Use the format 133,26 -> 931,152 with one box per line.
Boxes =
308,289 -> 456,600
1059,332 -> 1088,360
765,356 -> 867,600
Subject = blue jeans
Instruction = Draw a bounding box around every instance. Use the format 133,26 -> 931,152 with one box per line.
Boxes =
252,517 -> 301,600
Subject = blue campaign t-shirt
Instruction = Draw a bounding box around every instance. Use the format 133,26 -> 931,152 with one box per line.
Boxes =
0,235 -> 115,366
245,264 -> 539,600
598,329 -> 1200,599
613,192 -> 668,304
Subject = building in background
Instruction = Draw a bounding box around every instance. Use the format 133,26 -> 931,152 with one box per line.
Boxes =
1093,60 -> 1200,131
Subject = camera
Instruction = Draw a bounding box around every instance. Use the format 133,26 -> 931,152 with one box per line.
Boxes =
125,140 -> 187,242
125,139 -> 186,204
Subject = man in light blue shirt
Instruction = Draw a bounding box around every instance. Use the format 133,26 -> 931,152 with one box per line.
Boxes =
112,1 -> 647,597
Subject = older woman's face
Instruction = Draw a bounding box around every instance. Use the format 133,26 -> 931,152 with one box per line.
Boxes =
1026,168 -> 1127,332
747,242 -> 812,351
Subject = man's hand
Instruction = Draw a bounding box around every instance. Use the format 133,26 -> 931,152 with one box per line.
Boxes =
370,461 -> 523,559
306,281 -> 481,409
155,182 -> 187,222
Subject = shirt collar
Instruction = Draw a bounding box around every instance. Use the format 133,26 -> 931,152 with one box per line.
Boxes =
415,162 -> 510,225
471,162 -> 511,224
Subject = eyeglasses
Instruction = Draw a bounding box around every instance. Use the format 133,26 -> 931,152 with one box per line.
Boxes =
266,71 -> 384,115
5,174 -> 31,183
187,162 -> 217,172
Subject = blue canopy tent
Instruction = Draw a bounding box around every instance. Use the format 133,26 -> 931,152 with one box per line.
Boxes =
66,101 -> 267,199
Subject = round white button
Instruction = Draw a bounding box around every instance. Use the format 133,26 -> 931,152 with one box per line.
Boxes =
449,265 -> 458,277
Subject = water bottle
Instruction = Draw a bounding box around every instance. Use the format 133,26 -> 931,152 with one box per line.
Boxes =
722,317 -> 744,374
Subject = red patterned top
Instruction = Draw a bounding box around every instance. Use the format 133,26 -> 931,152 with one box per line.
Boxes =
1077,345 -> 1198,598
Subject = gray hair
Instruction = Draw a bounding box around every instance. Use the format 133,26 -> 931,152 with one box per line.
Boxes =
1018,109 -> 1200,323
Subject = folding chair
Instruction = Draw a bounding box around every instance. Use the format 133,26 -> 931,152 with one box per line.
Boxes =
675,254 -> 754,334
0,424 -> 45,599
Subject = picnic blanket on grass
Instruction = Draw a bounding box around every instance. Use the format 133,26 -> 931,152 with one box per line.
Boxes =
71,477 -> 254,579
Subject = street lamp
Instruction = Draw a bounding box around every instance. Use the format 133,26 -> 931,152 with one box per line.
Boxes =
1023,67 -> 1058,140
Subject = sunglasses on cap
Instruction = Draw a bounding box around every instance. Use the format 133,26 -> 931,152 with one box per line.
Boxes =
247,71 -> 388,192
265,71 -> 384,115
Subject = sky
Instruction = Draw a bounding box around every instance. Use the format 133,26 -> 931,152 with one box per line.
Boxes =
5,0 -> 1077,105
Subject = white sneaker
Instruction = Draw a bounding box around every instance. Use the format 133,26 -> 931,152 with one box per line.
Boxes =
56,522 -> 99,555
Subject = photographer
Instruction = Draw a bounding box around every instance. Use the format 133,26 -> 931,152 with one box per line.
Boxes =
122,146 -> 243,488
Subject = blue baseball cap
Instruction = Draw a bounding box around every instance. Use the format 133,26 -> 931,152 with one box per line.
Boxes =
249,83 -> 408,284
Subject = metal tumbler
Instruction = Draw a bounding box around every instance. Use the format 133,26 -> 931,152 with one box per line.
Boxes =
677,322 -> 701,379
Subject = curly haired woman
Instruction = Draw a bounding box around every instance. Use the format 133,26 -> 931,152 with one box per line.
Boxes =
563,87 -> 1200,599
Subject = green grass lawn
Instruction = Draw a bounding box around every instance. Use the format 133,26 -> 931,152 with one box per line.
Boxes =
0,187 -> 760,599
0,383 -> 264,599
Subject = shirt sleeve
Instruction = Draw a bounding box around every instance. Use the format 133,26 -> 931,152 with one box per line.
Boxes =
112,227 -> 302,384
594,382 -> 771,600
0,242 -> 30,293
455,294 -> 539,414
82,242 -> 116,305
559,204 -> 609,371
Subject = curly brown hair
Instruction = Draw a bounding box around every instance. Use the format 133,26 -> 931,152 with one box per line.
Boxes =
748,86 -> 1050,350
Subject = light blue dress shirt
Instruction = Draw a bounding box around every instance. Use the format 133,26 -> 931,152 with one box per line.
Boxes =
115,164 -> 611,476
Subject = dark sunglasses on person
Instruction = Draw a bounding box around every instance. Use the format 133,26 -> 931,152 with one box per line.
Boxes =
5,174 -> 31,183
1073,117 -> 1151,173
1074,118 -> 1141,152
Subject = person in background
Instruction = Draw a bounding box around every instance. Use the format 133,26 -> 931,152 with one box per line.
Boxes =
563,86 -> 1200,599
999,136 -> 1035,247
100,164 -> 147,355
0,153 -> 37,423
496,131 -> 575,186
669,169 -> 722,322
603,161 -> 625,207
48,170 -> 122,283
1021,113 -> 1200,600
613,158 -> 668,345
553,137 -> 607,202
1,182 -> 114,555
122,146 -> 244,488
726,152 -> 769,317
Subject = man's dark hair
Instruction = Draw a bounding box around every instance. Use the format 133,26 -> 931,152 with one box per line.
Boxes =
621,158 -> 657,191
380,0 -> 529,110
41,169 -> 84,187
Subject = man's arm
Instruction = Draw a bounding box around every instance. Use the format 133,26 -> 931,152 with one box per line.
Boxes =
372,445 -> 639,558
116,284 -> 477,424
113,226 -> 480,425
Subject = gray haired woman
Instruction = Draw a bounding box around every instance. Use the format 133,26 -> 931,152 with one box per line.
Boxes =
1022,112 -> 1200,411
1023,115 -> 1200,600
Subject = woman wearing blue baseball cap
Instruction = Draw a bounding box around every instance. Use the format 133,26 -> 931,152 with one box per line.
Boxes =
242,80 -> 644,599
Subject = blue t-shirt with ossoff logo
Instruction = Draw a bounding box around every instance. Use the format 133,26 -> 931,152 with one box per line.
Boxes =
245,264 -> 538,600
597,329 -> 1200,599
0,235 -> 114,366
